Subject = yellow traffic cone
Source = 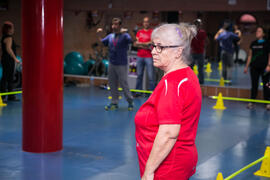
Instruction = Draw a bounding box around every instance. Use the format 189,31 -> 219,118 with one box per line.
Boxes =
213,92 -> 226,110
254,146 -> 270,178
0,96 -> 7,107
206,72 -> 211,78
219,77 -> 225,87
216,172 -> 224,180
193,65 -> 199,75
218,61 -> 222,71
205,62 -> 212,73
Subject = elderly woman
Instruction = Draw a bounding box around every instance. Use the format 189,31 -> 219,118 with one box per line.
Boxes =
135,23 -> 202,180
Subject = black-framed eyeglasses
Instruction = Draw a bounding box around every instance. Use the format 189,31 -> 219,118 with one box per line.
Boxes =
150,43 -> 181,53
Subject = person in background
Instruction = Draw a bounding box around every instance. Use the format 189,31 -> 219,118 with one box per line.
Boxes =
244,26 -> 270,110
97,17 -> 134,111
134,17 -> 155,93
0,21 -> 20,102
214,21 -> 239,83
191,19 -> 207,84
233,24 -> 242,63
135,23 -> 201,180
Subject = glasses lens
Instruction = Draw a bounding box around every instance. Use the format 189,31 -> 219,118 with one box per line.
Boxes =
156,45 -> 162,53
150,44 -> 154,50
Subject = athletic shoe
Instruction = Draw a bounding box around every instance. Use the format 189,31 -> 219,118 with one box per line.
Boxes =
104,103 -> 118,111
128,102 -> 134,111
247,103 -> 254,109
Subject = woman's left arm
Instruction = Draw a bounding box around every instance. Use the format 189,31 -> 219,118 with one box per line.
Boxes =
266,53 -> 270,72
142,124 -> 180,180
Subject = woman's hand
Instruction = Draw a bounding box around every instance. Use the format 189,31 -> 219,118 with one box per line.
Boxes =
15,58 -> 21,64
244,66 -> 248,74
141,172 -> 154,180
265,65 -> 270,73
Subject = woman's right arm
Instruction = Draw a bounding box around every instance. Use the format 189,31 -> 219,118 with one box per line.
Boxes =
4,37 -> 20,63
244,49 -> 252,74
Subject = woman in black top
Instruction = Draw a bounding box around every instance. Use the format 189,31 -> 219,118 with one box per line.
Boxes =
0,21 -> 20,101
244,26 -> 270,110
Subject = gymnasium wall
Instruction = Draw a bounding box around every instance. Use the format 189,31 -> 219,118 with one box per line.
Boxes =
0,0 -> 270,61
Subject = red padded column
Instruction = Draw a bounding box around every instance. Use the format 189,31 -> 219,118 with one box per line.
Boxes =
22,0 -> 63,152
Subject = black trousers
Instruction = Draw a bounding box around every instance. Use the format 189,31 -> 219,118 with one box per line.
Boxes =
250,66 -> 270,100
234,45 -> 239,60
0,57 -> 16,99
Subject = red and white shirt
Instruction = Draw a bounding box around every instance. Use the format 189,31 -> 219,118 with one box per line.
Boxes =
136,29 -> 153,58
135,67 -> 202,180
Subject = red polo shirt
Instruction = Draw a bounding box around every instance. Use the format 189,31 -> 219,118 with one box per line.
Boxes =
135,67 -> 201,180
136,29 -> 153,58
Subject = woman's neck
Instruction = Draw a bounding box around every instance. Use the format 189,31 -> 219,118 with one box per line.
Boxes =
163,61 -> 188,76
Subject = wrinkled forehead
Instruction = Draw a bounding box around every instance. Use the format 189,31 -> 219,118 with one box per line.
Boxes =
152,38 -> 163,45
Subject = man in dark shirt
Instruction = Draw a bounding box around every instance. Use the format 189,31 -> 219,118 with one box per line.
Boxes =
97,18 -> 134,111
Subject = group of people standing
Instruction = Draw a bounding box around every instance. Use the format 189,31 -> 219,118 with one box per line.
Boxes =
97,17 -> 207,111
215,22 -> 270,110
98,16 -> 270,112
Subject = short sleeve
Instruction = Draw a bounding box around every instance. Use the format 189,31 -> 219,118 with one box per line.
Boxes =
136,30 -> 140,39
101,34 -> 110,46
156,79 -> 186,124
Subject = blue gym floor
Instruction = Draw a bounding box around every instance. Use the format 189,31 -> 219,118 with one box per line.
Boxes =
0,86 -> 269,180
